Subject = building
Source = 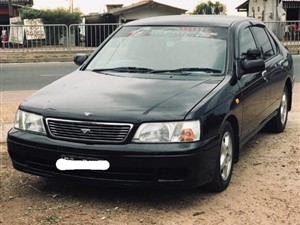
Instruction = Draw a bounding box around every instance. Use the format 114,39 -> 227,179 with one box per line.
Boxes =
83,0 -> 187,47
108,0 -> 187,23
283,0 -> 300,20
236,0 -> 300,21
236,1 -> 249,14
0,0 -> 33,24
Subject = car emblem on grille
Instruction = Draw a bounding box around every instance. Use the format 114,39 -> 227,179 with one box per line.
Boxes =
81,128 -> 91,134
84,112 -> 92,117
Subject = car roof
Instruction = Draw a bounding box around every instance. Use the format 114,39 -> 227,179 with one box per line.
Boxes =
125,15 -> 263,28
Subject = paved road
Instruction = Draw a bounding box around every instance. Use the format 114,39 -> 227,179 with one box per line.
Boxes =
294,55 -> 300,82
0,62 -> 78,91
1,56 -> 299,92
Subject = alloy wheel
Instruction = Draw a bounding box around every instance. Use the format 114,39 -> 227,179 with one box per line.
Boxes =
280,92 -> 288,125
220,131 -> 233,181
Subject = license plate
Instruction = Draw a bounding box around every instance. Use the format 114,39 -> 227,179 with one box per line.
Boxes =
56,158 -> 110,171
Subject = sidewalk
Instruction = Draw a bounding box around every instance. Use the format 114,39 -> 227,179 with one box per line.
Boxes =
0,51 -> 75,63
0,50 -> 93,63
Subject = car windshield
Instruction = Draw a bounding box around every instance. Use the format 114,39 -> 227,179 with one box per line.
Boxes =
86,26 -> 228,75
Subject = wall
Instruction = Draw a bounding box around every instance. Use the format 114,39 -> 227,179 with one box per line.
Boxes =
116,4 -> 183,23
0,6 -> 20,24
248,0 -> 278,22
0,6 -> 20,16
0,7 -> 9,15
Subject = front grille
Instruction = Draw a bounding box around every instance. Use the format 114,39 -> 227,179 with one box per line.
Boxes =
46,118 -> 133,143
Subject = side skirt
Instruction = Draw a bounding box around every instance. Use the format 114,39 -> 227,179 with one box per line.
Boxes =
239,110 -> 277,149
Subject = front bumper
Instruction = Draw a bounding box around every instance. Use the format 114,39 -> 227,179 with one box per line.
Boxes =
7,128 -> 219,189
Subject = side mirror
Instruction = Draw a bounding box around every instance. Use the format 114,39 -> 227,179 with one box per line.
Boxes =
246,48 -> 261,59
243,58 -> 265,74
74,53 -> 89,66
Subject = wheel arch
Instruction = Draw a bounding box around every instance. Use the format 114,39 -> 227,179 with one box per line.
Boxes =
225,115 -> 240,163
285,78 -> 293,111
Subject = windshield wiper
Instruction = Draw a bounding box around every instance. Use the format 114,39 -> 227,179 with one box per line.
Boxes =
151,67 -> 222,74
92,67 -> 154,73
92,67 -> 222,75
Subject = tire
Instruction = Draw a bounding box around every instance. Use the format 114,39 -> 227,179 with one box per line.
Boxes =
206,122 -> 235,192
267,87 -> 289,133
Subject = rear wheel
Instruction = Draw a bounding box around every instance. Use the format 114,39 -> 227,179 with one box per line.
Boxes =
267,87 -> 289,133
206,122 -> 234,192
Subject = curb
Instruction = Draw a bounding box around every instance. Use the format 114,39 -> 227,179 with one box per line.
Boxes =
0,50 -> 94,64
0,57 -> 73,64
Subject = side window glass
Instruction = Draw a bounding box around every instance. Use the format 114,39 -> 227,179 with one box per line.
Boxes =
239,28 -> 257,59
266,30 -> 279,54
252,27 -> 275,60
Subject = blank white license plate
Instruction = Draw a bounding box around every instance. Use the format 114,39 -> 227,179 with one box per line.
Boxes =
56,158 -> 110,171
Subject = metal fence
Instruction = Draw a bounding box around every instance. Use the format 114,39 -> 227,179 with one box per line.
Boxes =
265,21 -> 300,46
69,23 -> 121,51
0,21 -> 299,53
0,23 -> 121,52
0,24 -> 69,52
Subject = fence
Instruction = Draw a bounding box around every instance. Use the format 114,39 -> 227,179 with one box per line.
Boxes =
0,23 -> 121,53
0,24 -> 69,52
264,21 -> 300,46
0,21 -> 299,53
69,23 -> 121,51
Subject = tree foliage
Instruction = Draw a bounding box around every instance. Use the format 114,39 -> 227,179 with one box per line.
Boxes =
19,7 -> 82,25
193,1 -> 226,15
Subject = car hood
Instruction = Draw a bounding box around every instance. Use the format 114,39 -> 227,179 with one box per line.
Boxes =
21,71 -> 223,122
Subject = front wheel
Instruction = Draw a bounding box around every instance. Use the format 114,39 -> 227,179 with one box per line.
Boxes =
267,87 -> 289,133
206,122 -> 235,192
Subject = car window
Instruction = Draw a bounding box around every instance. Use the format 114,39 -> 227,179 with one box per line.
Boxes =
86,26 -> 228,74
239,28 -> 257,58
251,26 -> 275,60
265,29 -> 279,54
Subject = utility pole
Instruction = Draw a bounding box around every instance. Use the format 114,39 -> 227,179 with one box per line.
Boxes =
69,0 -> 74,13
275,0 -> 279,21
8,0 -> 13,18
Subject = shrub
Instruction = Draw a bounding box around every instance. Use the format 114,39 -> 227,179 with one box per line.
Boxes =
19,7 -> 82,25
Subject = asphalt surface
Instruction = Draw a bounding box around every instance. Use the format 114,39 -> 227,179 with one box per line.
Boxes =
1,56 -> 299,92
0,62 -> 78,91
293,55 -> 300,82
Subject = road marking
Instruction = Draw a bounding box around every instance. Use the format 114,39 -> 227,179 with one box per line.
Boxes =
40,74 -> 65,77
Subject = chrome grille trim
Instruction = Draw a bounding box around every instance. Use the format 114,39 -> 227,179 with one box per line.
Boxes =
46,118 -> 133,143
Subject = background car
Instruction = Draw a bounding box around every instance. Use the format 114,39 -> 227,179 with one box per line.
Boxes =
8,15 -> 294,192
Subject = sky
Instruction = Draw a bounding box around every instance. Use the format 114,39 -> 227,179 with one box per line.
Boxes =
33,0 -> 247,16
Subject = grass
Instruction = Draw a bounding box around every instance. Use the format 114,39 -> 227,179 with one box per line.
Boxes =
44,215 -> 59,224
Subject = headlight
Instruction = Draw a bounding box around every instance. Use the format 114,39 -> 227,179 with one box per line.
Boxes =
14,110 -> 46,134
133,120 -> 200,143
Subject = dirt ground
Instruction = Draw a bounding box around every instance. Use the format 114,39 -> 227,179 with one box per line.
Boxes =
0,87 -> 299,225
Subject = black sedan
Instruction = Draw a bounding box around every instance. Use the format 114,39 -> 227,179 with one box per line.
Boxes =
7,15 -> 294,192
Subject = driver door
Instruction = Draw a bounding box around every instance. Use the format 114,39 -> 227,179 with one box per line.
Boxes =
237,26 -> 269,140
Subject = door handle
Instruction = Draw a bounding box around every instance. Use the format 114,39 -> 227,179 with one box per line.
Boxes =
262,70 -> 268,82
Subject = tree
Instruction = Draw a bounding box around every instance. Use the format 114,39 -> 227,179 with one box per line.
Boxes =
19,7 -> 82,26
193,1 -> 226,15
19,7 -> 83,46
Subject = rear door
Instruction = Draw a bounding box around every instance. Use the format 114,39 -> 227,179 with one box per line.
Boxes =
250,26 -> 284,117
